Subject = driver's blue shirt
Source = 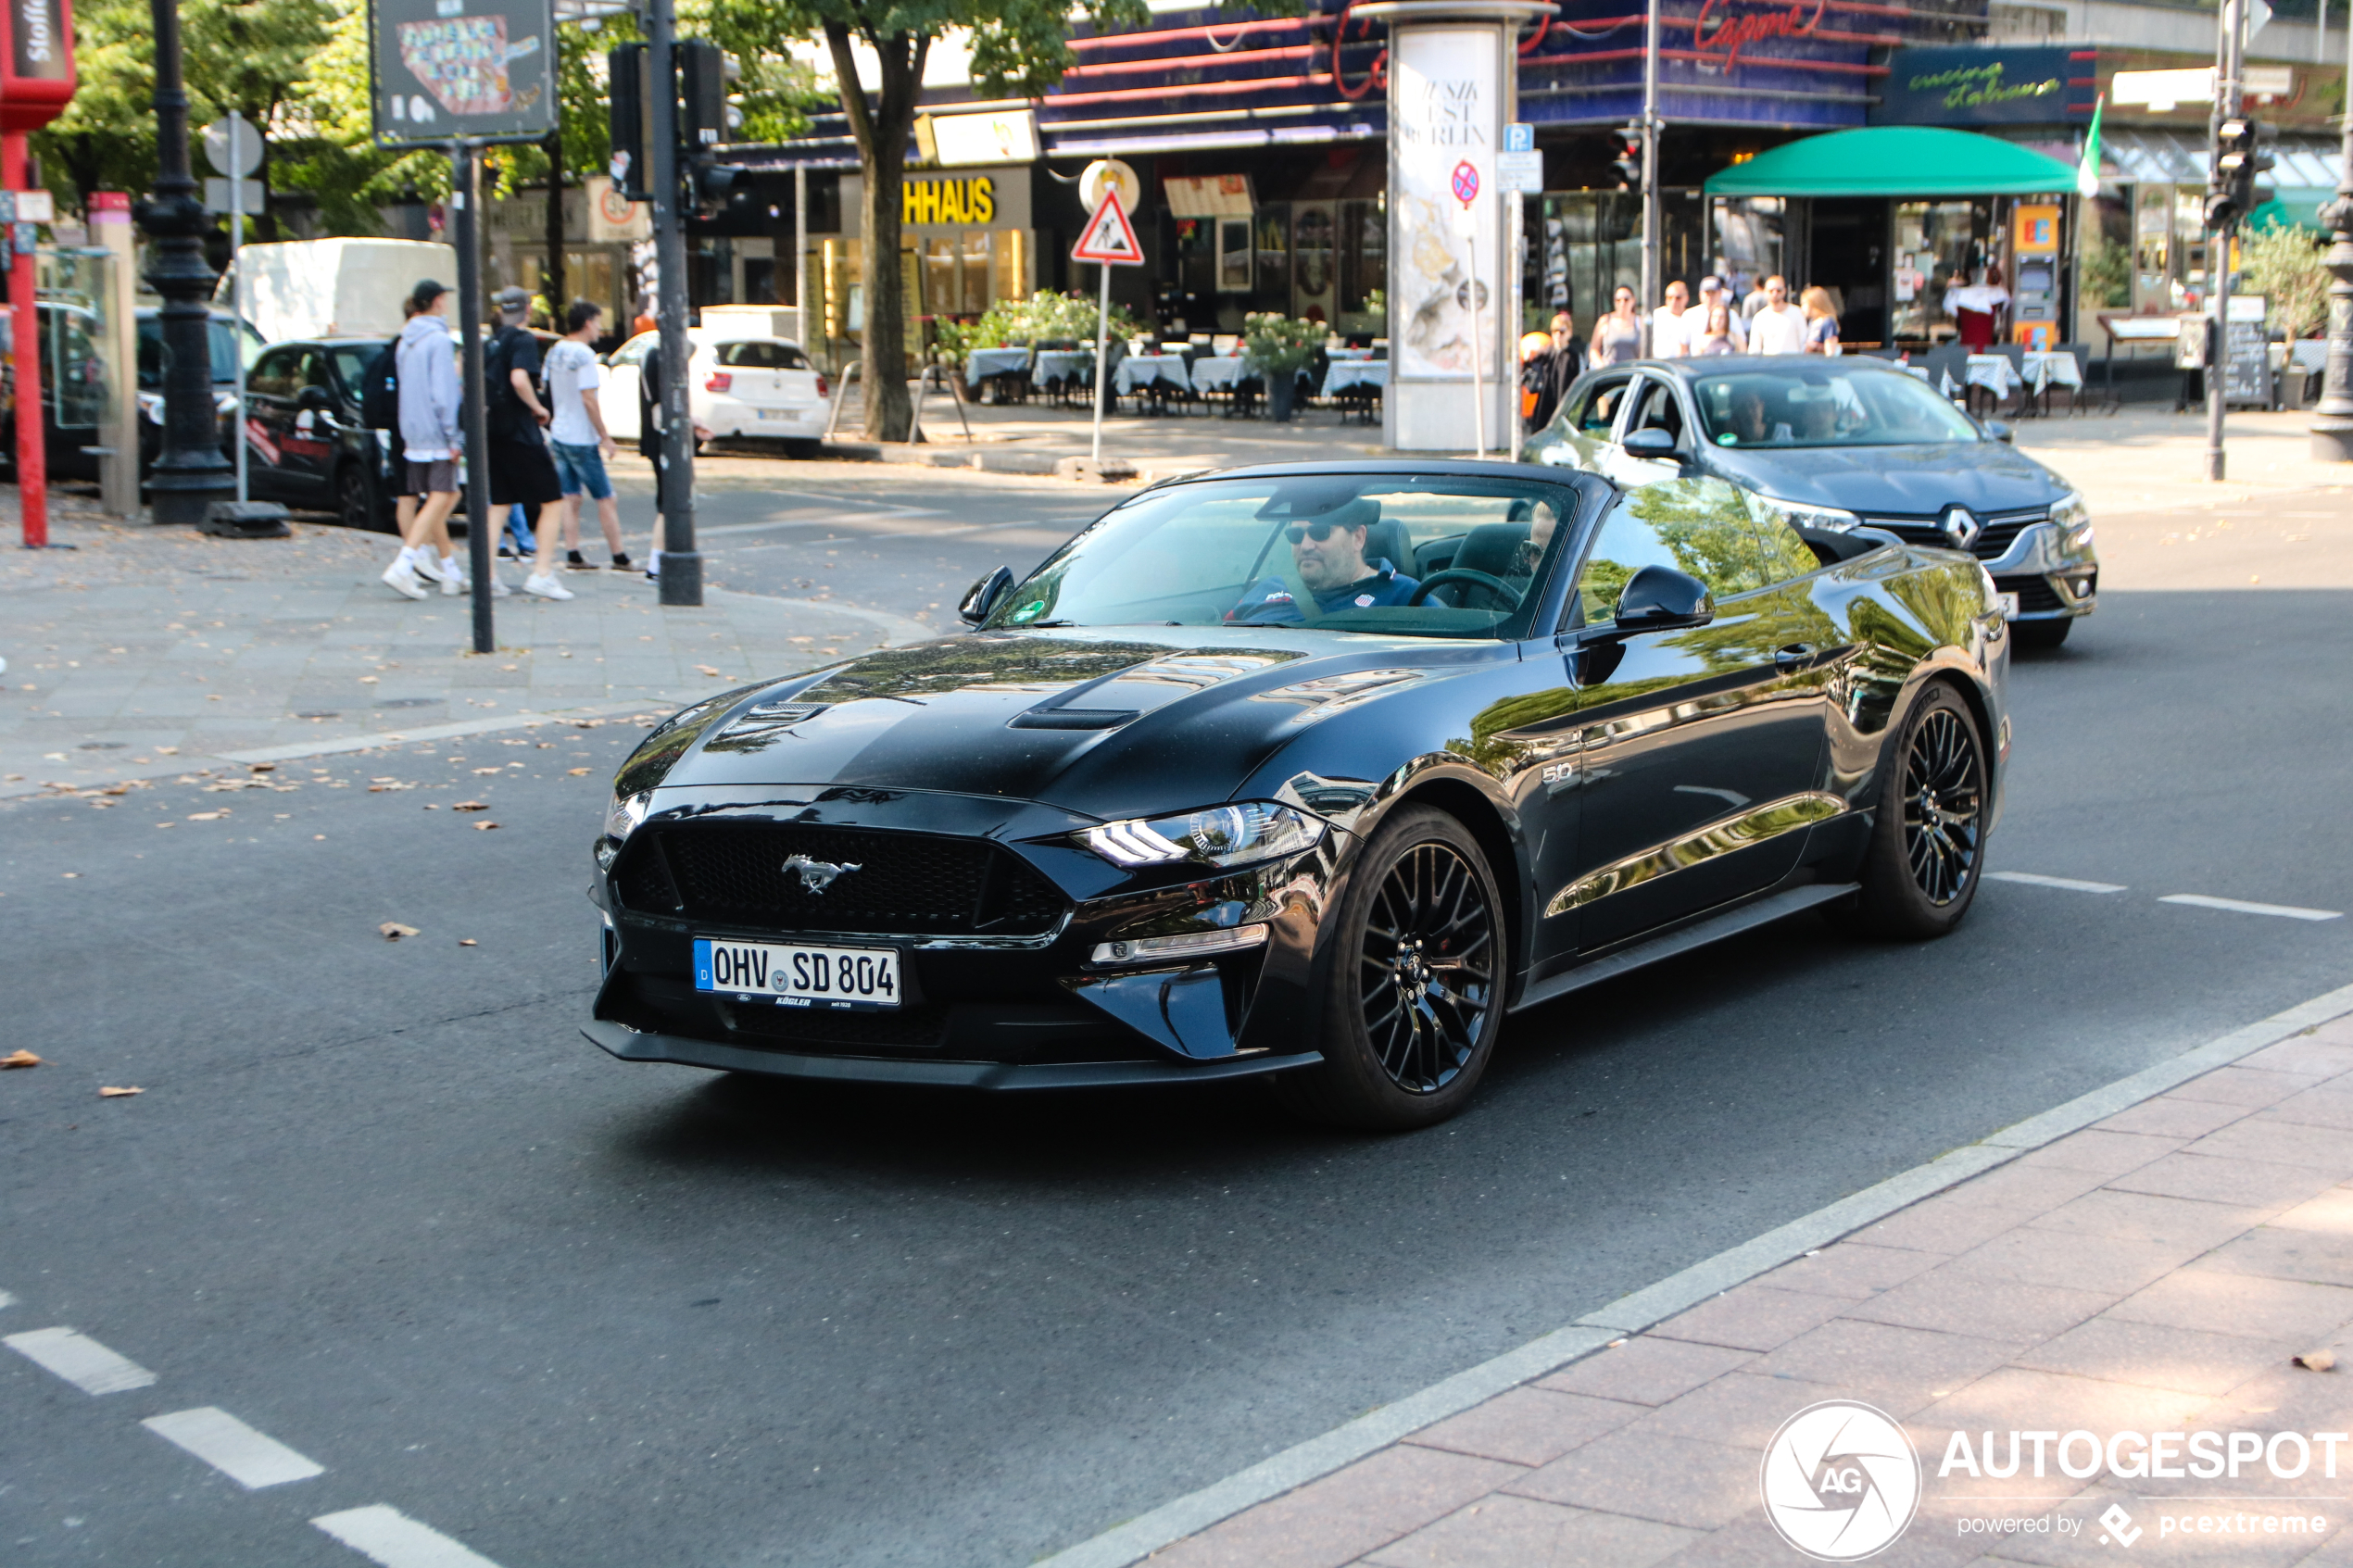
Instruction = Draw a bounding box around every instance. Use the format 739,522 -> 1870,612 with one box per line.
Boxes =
1228,558 -> 1420,624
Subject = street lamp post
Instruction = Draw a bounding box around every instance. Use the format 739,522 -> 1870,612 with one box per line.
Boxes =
135,0 -> 234,528
2311,12 -> 2353,460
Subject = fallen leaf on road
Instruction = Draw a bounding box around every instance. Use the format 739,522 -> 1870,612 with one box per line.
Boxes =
696,664 -> 722,676
1,1049 -> 43,1069
422,803 -> 439,810
453,800 -> 488,811
567,768 -> 591,776
789,636 -> 812,645
368,782 -> 417,793
99,1086 -> 142,1098
157,746 -> 178,756
380,922 -> 421,940
186,811 -> 224,822
2295,1349 -> 2337,1372
472,767 -> 503,775
248,761 -> 276,773
459,938 -> 477,947
473,821 -> 500,831
359,675 -> 379,684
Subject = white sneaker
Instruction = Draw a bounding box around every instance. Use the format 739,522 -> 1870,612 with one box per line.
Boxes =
382,558 -> 430,601
523,572 -> 574,601
439,558 -> 467,596
409,549 -> 449,583
489,577 -> 512,598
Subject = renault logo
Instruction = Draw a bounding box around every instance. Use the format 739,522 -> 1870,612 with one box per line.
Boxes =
782,855 -> 862,894
1941,507 -> 1982,549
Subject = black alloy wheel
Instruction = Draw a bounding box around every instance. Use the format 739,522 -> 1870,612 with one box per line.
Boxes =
1275,806 -> 1505,1130
1837,682 -> 1988,940
335,463 -> 378,533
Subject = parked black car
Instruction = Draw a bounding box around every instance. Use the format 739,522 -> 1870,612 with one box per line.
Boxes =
1524,356 -> 2097,649
585,460 -> 2010,1129
239,335 -> 401,531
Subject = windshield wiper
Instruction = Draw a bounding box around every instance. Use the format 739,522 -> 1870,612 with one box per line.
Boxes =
1025,619 -> 1079,628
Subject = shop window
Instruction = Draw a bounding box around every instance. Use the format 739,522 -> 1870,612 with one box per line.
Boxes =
1338,197 -> 1386,326
1253,207 -> 1290,299
1708,196 -> 1782,307
1545,194 -> 1642,329
1216,218 -> 1252,293
1889,200 -> 1990,344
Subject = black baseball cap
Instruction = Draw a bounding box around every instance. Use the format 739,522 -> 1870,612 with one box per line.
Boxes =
409,279 -> 448,310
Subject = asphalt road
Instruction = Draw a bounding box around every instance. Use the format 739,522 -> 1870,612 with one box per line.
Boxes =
7,482 -> 2353,1568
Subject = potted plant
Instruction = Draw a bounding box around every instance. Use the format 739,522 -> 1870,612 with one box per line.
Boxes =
1242,312 -> 1323,422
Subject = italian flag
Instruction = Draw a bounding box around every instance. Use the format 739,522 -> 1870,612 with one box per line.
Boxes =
2077,95 -> 2105,199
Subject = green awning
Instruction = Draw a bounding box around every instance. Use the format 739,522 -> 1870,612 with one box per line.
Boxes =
2248,187 -> 2334,232
1705,127 -> 2081,198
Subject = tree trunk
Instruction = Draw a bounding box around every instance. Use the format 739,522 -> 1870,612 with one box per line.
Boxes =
827,23 -> 925,444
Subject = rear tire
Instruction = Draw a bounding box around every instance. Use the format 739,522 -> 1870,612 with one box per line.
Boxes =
1835,682 -> 1989,940
2011,618 -> 2071,650
1271,806 -> 1506,1131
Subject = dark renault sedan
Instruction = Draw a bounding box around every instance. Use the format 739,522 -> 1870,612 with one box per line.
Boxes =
1525,356 -> 2095,648
585,461 -> 2010,1129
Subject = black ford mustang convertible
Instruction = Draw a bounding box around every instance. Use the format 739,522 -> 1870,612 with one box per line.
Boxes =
586,461 -> 2009,1129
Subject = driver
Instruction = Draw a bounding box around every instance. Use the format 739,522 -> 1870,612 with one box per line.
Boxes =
1229,498 -> 1420,622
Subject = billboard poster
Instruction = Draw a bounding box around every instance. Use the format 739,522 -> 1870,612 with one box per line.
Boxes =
1390,27 -> 1498,382
371,0 -> 557,144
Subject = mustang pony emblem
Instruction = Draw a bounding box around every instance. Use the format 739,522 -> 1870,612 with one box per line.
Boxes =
782,855 -> 862,894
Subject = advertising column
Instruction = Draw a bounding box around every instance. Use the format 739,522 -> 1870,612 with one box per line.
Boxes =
1359,1 -> 1546,453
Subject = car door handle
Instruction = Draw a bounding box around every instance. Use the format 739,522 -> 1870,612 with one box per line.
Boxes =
1773,644 -> 1814,669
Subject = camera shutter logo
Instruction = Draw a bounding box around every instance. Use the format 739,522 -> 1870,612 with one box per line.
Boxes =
1759,1400 -> 1921,1561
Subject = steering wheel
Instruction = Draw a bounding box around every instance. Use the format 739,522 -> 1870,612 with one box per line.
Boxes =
1408,568 -> 1520,609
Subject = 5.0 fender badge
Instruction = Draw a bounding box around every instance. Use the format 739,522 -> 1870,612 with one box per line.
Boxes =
783,855 -> 862,894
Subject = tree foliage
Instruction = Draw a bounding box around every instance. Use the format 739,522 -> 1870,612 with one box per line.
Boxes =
2240,223 -> 2331,340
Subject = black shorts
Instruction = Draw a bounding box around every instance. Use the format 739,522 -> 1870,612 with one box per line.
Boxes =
488,437 -> 563,509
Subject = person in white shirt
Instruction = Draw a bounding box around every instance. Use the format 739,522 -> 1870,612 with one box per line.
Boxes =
1696,275 -> 1746,351
1747,275 -> 1809,356
543,300 -> 631,571
1649,280 -> 1692,358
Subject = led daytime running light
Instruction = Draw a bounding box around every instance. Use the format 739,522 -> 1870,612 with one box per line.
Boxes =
1090,924 -> 1270,966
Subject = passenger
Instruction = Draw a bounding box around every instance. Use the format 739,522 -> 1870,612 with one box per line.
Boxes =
1229,499 -> 1420,622
1729,389 -> 1771,445
1516,499 -> 1561,577
1794,395 -> 1839,443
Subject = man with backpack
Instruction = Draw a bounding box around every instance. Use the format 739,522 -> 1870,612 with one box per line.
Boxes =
484,286 -> 573,600
388,280 -> 473,599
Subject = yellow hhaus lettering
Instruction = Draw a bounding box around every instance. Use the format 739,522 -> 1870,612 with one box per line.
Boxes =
903,176 -> 996,226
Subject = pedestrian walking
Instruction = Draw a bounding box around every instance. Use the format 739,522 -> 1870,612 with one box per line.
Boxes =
1591,285 -> 1645,366
1691,302 -> 1741,357
1521,310 -> 1584,433
636,336 -> 711,582
1746,275 -> 1808,355
543,300 -> 631,572
1801,285 -> 1842,356
389,280 -> 471,600
484,286 -> 574,601
1650,280 -> 1692,359
1696,275 -> 1746,351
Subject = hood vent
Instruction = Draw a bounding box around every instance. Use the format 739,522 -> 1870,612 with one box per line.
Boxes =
1008,708 -> 1139,731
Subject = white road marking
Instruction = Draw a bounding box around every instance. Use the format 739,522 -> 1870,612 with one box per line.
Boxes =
5,1326 -> 157,1394
2160,894 -> 2344,922
1985,872 -> 2128,894
313,1505 -> 506,1568
144,1406 -> 324,1488
0,1289 -> 15,1309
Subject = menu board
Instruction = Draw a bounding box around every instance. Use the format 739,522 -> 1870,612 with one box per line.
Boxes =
371,0 -> 556,144
2223,295 -> 2272,408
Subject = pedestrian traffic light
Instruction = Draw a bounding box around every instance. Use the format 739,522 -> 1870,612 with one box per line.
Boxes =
1607,125 -> 1643,191
607,43 -> 651,202
2208,116 -> 2274,229
693,160 -> 753,213
677,39 -> 726,154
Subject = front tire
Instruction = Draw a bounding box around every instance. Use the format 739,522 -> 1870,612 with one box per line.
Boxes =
1273,807 -> 1506,1131
1838,682 -> 1989,940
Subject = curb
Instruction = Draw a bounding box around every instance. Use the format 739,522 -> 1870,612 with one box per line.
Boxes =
1033,975 -> 2353,1568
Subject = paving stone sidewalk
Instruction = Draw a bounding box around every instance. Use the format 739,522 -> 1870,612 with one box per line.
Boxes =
1143,1022 -> 2353,1568
0,498 -> 931,797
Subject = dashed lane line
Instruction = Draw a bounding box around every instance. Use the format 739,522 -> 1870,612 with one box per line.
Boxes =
0,1289 -> 15,1309
5,1326 -> 157,1394
313,1505 -> 508,1568
1984,872 -> 2129,894
2161,894 -> 2345,922
144,1406 -> 325,1488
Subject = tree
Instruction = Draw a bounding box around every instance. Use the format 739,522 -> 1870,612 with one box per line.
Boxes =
753,0 -> 1161,441
2239,223 -> 2331,341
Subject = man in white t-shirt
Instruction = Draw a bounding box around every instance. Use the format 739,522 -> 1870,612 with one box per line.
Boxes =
1649,280 -> 1692,358
544,300 -> 631,571
1747,275 -> 1808,356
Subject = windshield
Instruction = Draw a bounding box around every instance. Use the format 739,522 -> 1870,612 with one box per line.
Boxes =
1692,365 -> 1981,450
985,475 -> 1580,640
136,317 -> 258,390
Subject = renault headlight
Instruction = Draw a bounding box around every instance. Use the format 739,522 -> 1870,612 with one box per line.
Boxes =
1750,493 -> 1862,533
2049,490 -> 2093,552
1081,802 -> 1325,870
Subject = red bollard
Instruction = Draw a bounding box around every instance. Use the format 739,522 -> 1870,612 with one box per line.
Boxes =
6,132 -> 44,549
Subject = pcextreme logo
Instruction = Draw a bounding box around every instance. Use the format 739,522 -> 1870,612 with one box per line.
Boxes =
1760,1401 -> 1922,1561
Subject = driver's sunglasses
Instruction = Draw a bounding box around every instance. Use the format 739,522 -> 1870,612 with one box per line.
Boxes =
1284,522 -> 1351,544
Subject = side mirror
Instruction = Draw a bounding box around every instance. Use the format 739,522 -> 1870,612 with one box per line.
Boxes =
960,566 -> 1015,625
1983,420 -> 2014,444
1613,564 -> 1715,632
1621,427 -> 1679,461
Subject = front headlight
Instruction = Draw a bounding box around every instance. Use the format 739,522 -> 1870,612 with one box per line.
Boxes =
1081,802 -> 1326,870
603,789 -> 651,845
1750,493 -> 1863,533
2050,490 -> 2094,553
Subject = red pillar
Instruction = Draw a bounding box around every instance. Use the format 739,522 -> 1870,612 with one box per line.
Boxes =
6,132 -> 43,547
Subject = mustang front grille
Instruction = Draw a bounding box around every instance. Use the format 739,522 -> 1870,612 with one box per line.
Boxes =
616,824 -> 1066,935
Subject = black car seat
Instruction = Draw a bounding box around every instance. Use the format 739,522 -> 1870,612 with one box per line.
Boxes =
1363,513 -> 1413,579
1428,521 -> 1531,609
1415,533 -> 1466,577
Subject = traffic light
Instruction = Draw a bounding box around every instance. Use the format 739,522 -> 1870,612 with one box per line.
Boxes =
1607,125 -> 1643,191
677,39 -> 726,154
693,160 -> 753,212
607,43 -> 650,202
2208,116 -> 2274,229
607,38 -> 732,203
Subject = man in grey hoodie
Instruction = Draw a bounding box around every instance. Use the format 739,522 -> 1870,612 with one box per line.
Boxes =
385,280 -> 491,599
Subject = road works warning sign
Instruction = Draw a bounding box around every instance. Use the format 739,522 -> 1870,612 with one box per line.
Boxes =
1071,190 -> 1143,265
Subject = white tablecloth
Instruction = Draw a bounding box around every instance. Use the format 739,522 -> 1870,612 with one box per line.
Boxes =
1189,356 -> 1248,392
1032,350 -> 1093,387
1115,356 -> 1192,395
2021,351 -> 2084,395
1323,360 -> 1389,395
1327,346 -> 1377,361
963,347 -> 1030,386
1965,355 -> 2024,399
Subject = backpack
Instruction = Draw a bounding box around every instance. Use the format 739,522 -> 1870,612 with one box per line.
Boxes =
484,327 -> 524,440
359,337 -> 400,430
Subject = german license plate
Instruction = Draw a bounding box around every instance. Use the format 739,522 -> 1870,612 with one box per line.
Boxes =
755,406 -> 807,420
1996,592 -> 2020,620
693,937 -> 900,1010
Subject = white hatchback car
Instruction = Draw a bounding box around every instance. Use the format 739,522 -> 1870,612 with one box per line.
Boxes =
601,330 -> 831,448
